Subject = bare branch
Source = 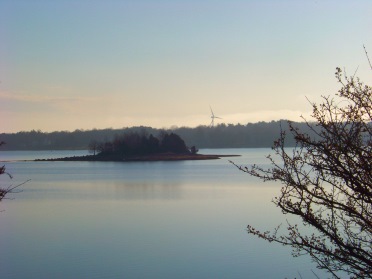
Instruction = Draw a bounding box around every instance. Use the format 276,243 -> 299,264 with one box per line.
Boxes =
233,68 -> 372,278
0,180 -> 28,201
363,44 -> 372,71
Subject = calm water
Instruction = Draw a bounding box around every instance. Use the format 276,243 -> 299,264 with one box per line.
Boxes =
0,149 -> 330,279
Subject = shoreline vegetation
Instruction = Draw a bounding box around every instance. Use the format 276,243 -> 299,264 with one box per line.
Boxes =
0,121 -> 315,150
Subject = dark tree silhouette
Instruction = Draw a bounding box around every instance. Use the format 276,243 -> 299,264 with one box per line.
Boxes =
232,68 -> 372,278
160,133 -> 189,154
146,134 -> 160,154
95,132 -> 190,158
190,146 -> 199,154
88,140 -> 99,155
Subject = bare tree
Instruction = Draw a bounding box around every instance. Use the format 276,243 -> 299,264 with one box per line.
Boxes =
232,68 -> 372,278
88,140 -> 99,156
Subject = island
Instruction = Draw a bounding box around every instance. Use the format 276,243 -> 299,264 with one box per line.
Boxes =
36,132 -> 239,162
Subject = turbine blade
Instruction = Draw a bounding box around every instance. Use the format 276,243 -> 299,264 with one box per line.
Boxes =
209,105 -> 214,117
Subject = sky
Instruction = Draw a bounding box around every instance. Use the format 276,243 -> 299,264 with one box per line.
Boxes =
1,0 -> 372,133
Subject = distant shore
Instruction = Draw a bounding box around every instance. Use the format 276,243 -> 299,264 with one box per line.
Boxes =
35,153 -> 240,162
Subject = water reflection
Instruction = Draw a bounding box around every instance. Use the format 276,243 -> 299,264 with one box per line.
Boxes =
0,149 -> 331,279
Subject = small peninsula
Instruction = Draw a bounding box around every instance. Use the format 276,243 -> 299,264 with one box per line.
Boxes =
36,132 -> 239,162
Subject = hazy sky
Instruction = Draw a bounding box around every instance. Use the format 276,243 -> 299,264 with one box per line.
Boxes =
1,0 -> 371,133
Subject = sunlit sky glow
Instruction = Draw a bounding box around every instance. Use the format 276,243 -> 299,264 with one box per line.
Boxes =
1,0 -> 371,133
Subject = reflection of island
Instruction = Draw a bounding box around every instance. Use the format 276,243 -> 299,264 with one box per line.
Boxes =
36,132 -> 239,162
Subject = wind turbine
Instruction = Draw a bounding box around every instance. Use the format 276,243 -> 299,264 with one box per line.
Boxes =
209,106 -> 222,127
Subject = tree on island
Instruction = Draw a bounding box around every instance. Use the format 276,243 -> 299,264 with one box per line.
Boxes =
232,68 -> 372,278
159,132 -> 189,154
93,131 -> 191,158
88,140 -> 99,155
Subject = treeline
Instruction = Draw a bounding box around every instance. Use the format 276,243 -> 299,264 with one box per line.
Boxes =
93,132 -> 193,157
0,120 -> 315,150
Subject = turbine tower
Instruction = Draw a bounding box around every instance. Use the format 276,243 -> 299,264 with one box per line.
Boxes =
209,106 -> 222,127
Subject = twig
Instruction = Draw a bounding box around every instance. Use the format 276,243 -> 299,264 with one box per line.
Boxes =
353,65 -> 359,78
0,180 -> 29,201
363,44 -> 372,70
311,270 -> 321,279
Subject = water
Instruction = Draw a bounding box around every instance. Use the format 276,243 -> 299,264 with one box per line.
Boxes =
0,149 -> 330,279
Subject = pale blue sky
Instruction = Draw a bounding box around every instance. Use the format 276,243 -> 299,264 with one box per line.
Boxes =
1,0 -> 371,132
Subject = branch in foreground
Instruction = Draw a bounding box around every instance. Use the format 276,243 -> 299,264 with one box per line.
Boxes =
231,69 -> 372,279
0,180 -> 29,202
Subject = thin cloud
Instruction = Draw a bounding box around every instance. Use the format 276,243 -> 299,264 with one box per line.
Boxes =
0,91 -> 100,104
